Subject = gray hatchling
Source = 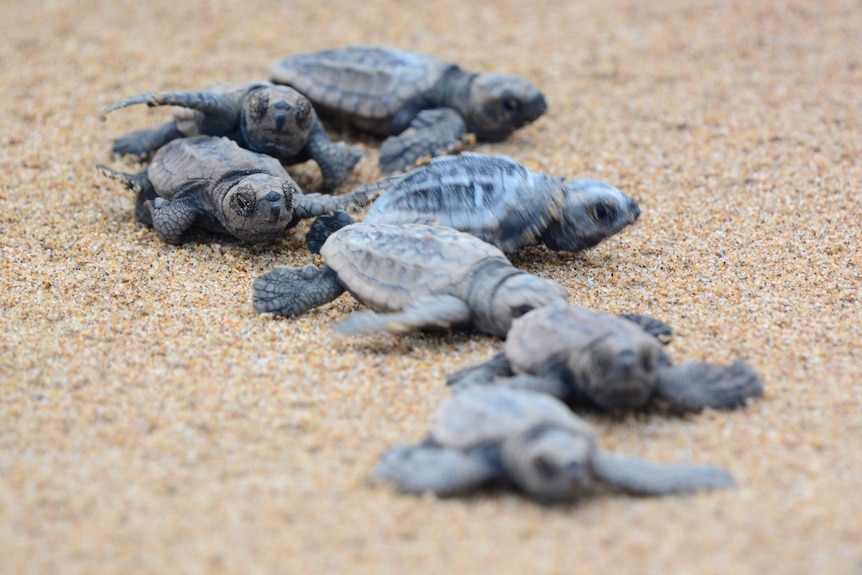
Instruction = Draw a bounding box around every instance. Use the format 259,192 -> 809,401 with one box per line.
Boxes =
271,46 -> 547,174
97,136 -> 376,245
102,81 -> 360,189
448,302 -> 764,413
373,387 -> 735,502
252,223 -> 567,337
307,153 -> 640,254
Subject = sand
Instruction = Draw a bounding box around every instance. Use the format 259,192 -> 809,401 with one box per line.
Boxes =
1,0 -> 860,573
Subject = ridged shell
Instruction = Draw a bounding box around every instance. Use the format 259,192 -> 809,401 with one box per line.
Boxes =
431,387 -> 594,450
320,223 -> 506,312
147,136 -> 288,199
271,46 -> 454,121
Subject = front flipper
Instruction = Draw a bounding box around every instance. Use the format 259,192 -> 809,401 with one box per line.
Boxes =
305,211 -> 356,254
379,108 -> 467,174
618,313 -> 674,344
111,122 -> 185,159
447,353 -> 514,387
335,295 -> 471,336
252,264 -> 345,317
592,452 -> 734,495
373,445 -> 497,496
292,185 -> 381,221
146,197 -> 199,245
655,360 -> 764,413
303,121 -> 362,190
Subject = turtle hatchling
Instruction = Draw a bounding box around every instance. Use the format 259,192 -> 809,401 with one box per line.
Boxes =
448,302 -> 763,413
373,387 -> 735,502
271,46 -> 547,174
97,136 -> 376,245
103,81 -> 360,189
252,223 -> 567,337
307,153 -> 640,254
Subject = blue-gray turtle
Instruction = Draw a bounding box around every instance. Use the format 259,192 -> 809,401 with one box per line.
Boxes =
97,136 -> 376,245
307,153 -> 640,254
252,223 -> 567,337
102,81 -> 360,189
374,387 -> 735,502
448,302 -> 764,413
270,46 -> 546,174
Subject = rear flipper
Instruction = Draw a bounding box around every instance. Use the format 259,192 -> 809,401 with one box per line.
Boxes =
618,313 -> 674,344
96,164 -> 158,226
447,353 -> 514,387
373,444 -> 497,496
379,108 -> 467,174
335,294 -> 471,336
111,122 -> 185,159
656,360 -> 764,412
306,210 -> 355,254
303,120 -> 362,190
592,451 -> 734,495
252,264 -> 345,318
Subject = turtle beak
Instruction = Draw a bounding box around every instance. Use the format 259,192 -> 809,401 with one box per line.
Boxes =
266,190 -> 283,221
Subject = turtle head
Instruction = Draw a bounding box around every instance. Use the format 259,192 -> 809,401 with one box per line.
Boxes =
485,273 -> 567,337
241,86 -> 316,157
568,334 -> 663,410
221,174 -> 295,242
465,73 -> 547,141
501,426 -> 595,501
543,179 -> 641,251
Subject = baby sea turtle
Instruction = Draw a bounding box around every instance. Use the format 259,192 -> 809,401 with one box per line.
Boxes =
97,136 -> 376,245
307,153 -> 640,254
373,387 -> 735,502
252,223 -> 567,337
448,302 -> 763,413
271,46 -> 547,174
102,81 -> 361,189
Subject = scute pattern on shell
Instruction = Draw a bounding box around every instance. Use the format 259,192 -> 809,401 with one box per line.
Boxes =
271,46 -> 454,119
320,223 -> 506,312
432,387 -> 595,450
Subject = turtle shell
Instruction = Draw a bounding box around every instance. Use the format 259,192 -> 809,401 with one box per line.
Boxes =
363,153 -> 566,251
147,136 -> 288,199
431,387 -> 595,450
504,302 -> 664,375
271,46 -> 455,130
320,222 -> 506,313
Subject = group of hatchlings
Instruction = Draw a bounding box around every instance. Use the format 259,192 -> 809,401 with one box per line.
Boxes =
99,46 -> 763,503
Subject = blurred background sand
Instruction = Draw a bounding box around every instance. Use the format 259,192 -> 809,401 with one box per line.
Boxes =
1,0 -> 860,573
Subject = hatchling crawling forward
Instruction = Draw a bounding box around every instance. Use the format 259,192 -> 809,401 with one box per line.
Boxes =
103,81 -> 360,189
252,223 -> 567,337
307,153 -> 640,254
448,302 -> 764,413
271,46 -> 547,173
374,387 -> 735,502
97,136 -> 376,245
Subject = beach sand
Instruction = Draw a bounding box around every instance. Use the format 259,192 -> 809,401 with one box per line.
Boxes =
1,0 -> 860,573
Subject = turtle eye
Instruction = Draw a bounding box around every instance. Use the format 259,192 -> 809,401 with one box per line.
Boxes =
531,454 -> 559,480
512,304 -> 534,318
589,202 -> 617,223
502,94 -> 521,113
229,190 -> 258,217
251,93 -> 270,122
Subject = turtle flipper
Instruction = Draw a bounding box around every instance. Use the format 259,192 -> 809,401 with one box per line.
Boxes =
292,186 -> 380,221
110,122 -> 186,159
373,445 -> 497,496
447,353 -> 514,387
335,295 -> 471,336
618,313 -> 674,344
305,211 -> 356,254
592,452 -> 734,495
96,164 -> 159,226
252,264 -> 345,317
146,197 -> 200,245
379,108 -> 467,174
303,121 -> 362,190
655,360 -> 763,412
